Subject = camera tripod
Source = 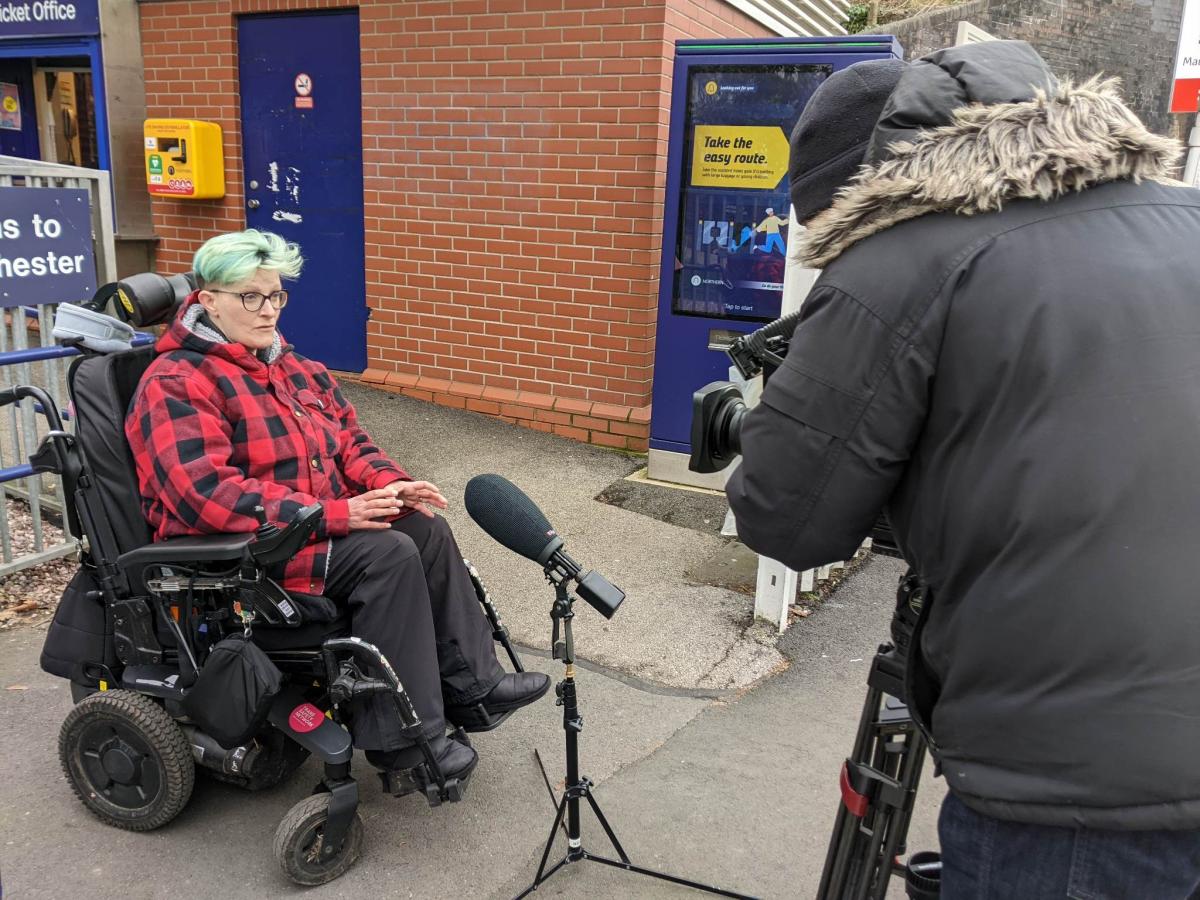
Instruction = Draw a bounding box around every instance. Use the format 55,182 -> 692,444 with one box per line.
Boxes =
515,580 -> 759,900
816,575 -> 941,900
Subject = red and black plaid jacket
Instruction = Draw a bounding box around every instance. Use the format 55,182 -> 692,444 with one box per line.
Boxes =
126,293 -> 410,594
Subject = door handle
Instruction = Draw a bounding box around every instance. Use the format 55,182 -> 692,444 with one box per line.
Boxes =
247,198 -> 261,209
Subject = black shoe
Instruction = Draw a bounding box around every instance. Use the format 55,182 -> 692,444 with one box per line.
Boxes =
368,733 -> 478,783
445,671 -> 552,730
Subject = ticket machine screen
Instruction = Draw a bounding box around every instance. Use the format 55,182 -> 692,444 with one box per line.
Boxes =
671,64 -> 830,323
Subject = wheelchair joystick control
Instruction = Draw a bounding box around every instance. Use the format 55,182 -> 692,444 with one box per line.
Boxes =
253,505 -> 281,540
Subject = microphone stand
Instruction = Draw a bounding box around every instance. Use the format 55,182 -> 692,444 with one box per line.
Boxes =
515,553 -> 758,900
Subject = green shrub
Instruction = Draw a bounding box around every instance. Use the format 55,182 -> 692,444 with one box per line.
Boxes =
845,3 -> 870,33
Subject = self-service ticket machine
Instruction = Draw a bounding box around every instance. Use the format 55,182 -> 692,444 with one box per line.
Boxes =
649,37 -> 903,487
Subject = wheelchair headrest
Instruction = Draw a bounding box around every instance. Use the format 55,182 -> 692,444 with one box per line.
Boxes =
95,271 -> 197,328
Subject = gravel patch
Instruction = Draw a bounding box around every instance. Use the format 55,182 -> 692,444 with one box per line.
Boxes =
0,498 -> 76,630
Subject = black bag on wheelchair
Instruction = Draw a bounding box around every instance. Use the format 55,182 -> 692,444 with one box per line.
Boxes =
181,633 -> 284,749
40,564 -> 116,686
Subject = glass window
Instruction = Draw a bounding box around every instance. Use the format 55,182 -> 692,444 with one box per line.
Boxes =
35,66 -> 99,169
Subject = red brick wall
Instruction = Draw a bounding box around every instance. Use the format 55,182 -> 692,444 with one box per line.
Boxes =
139,0 -> 770,451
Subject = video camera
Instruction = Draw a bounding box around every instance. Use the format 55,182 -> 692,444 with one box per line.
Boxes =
687,309 -> 901,558
688,311 -> 801,476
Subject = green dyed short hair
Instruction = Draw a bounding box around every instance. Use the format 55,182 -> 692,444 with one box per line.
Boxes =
193,229 -> 303,288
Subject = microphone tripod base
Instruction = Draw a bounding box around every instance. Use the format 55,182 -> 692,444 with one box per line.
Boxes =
517,584 -> 757,900
514,775 -> 759,900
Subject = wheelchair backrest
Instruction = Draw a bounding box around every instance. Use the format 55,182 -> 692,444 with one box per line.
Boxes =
67,345 -> 156,556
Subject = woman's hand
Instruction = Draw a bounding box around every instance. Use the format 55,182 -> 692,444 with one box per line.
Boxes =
346,488 -> 405,530
382,480 -> 448,519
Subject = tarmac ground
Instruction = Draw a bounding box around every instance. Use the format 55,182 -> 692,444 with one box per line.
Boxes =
0,382 -> 943,899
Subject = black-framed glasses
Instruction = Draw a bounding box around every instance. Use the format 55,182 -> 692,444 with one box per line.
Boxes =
211,289 -> 289,312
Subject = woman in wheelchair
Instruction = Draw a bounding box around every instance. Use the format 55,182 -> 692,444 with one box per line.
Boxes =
124,228 -> 550,785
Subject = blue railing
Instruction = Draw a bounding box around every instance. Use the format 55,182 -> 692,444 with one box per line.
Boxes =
0,327 -> 155,485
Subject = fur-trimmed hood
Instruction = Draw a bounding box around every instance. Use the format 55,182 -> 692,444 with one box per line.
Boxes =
799,47 -> 1184,268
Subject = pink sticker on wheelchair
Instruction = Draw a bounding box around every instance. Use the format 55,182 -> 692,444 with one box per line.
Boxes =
288,703 -> 324,733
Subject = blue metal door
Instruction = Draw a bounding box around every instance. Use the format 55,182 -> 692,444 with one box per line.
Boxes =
237,11 -> 366,371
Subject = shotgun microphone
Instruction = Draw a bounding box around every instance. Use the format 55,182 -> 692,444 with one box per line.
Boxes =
464,474 -> 624,619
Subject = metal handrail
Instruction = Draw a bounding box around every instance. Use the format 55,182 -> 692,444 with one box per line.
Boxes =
0,155 -> 120,576
0,154 -> 118,285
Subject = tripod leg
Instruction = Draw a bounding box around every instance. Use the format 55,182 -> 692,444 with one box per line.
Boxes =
584,855 -> 761,900
868,728 -> 928,900
532,793 -> 570,885
533,749 -> 570,838
513,857 -> 569,900
821,793 -> 860,900
584,788 -> 631,863
818,682 -> 887,900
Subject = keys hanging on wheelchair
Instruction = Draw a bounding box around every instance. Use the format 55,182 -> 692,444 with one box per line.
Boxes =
234,600 -> 255,637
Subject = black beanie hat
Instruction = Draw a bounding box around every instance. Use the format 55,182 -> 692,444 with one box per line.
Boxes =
789,58 -> 907,223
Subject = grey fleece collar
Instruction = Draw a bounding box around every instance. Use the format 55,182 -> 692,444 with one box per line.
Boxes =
799,78 -> 1185,269
182,301 -> 283,364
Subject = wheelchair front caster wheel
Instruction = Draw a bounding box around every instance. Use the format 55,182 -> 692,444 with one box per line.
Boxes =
274,793 -> 364,886
59,689 -> 195,831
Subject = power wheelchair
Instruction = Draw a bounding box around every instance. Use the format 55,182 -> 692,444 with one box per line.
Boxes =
18,284 -> 527,886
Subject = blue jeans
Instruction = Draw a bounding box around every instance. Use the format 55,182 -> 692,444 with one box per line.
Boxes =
939,791 -> 1200,899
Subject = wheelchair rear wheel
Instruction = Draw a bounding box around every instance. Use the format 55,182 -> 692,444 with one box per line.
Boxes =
58,690 -> 195,831
274,792 -> 364,886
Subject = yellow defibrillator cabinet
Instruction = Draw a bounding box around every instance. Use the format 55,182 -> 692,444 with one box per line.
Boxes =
143,119 -> 225,200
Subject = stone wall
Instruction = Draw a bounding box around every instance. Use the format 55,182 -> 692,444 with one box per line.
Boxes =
868,0 -> 1190,139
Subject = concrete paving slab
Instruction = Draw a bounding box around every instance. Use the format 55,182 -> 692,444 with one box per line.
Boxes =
491,554 -> 944,900
339,382 -> 783,692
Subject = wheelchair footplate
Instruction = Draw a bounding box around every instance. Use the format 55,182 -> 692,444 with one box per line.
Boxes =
378,732 -> 477,807
446,702 -> 515,733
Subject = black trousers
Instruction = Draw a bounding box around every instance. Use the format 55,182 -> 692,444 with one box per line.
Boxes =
322,514 -> 504,751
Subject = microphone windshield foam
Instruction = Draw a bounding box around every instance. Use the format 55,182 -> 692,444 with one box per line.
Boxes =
464,474 -> 559,563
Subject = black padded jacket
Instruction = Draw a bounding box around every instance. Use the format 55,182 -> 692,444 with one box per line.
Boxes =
728,42 -> 1200,829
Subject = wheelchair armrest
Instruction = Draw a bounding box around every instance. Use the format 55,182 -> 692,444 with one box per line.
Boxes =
119,533 -> 254,569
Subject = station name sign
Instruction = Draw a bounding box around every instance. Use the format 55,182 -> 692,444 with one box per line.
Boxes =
1171,0 -> 1200,112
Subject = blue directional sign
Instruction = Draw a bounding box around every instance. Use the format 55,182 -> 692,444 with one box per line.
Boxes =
0,186 -> 97,307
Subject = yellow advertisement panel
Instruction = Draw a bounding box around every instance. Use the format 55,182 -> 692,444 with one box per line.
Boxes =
689,125 -> 790,190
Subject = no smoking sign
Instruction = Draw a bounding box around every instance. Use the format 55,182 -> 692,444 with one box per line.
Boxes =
293,73 -> 314,109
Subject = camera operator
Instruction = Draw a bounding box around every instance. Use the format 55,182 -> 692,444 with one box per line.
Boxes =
726,42 -> 1200,897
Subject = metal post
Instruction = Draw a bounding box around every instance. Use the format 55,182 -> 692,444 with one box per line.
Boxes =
751,206 -> 819,630
0,317 -> 11,564
12,313 -> 44,553
0,155 -> 117,576
1184,113 -> 1200,188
